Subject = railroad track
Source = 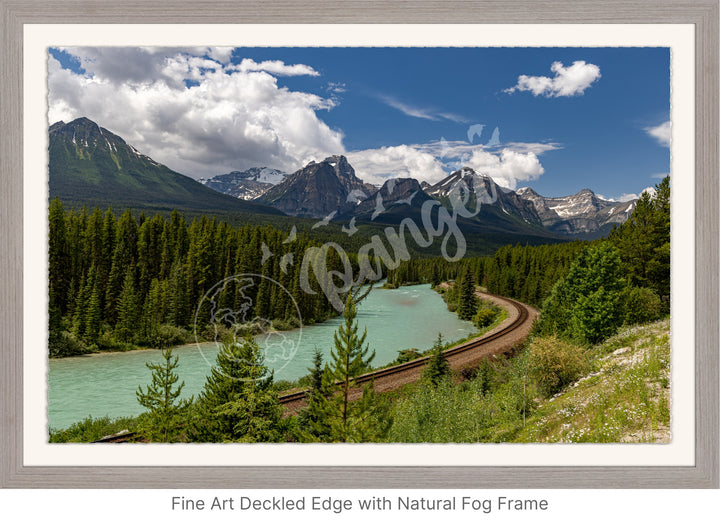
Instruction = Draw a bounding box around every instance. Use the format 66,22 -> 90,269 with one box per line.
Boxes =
278,293 -> 532,406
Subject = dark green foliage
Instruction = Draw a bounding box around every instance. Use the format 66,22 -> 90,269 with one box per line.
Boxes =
395,348 -> 422,364
189,337 -> 283,442
538,242 -> 625,344
473,300 -> 500,329
527,336 -> 590,397
136,347 -> 193,442
298,292 -> 387,443
456,267 -> 478,321
48,200 -> 344,356
116,266 -> 140,343
296,349 -> 334,441
423,334 -> 450,387
327,293 -> 377,442
610,176 -> 670,304
620,287 -> 663,325
49,415 -> 139,443
49,330 -> 92,358
385,240 -> 586,308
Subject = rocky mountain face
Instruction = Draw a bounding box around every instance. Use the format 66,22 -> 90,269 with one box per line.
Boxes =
48,117 -> 284,216
247,159 -> 634,238
199,167 -> 287,200
350,177 -> 433,220
516,187 -> 636,237
426,167 -> 542,225
255,155 -> 374,218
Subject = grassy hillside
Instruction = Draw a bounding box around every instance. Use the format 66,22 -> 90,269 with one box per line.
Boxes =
384,318 -> 670,443
515,319 -> 670,443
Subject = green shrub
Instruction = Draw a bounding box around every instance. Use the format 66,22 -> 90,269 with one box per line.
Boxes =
49,330 -> 91,357
269,317 -> 300,331
49,415 -> 139,443
528,336 -> 589,397
396,348 -> 421,364
621,287 -> 663,325
474,307 -> 497,329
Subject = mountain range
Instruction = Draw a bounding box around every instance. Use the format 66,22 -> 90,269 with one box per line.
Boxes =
516,187 -> 636,238
49,117 -> 638,244
209,156 -> 634,238
198,154 -> 636,239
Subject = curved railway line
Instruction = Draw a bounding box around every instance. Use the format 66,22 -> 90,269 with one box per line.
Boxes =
278,293 -> 537,413
92,293 -> 537,442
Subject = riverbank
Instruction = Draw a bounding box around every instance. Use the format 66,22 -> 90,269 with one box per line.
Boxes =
48,282 -> 478,430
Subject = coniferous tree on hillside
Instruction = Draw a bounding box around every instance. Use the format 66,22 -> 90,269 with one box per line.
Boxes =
610,176 -> 670,303
539,242 -> 626,344
189,337 -> 283,442
423,333 -> 450,387
457,267 -> 478,321
136,343 -> 192,442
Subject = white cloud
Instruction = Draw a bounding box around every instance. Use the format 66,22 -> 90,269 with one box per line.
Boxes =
346,145 -> 447,186
505,61 -> 601,97
651,173 -> 670,179
326,82 -> 347,93
347,141 -> 551,189
231,58 -> 320,77
412,139 -> 561,160
49,49 -> 342,177
464,149 -> 545,190
56,47 -> 240,88
205,47 -> 235,64
645,120 -> 671,147
379,95 -> 467,123
602,186 -> 657,202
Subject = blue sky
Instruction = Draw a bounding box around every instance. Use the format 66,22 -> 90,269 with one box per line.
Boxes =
49,46 -> 669,200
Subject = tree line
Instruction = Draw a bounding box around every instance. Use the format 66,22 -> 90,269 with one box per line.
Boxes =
385,239 -> 587,307
48,198 -> 352,357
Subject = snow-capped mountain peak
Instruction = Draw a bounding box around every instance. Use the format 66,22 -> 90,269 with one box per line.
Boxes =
199,167 -> 288,200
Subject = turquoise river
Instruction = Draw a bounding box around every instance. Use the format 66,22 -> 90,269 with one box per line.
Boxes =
48,283 -> 476,430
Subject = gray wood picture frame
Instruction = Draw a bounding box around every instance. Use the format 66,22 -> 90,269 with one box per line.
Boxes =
1,0 -> 717,489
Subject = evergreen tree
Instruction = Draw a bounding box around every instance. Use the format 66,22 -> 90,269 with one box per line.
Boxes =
189,337 -> 283,442
539,242 -> 626,344
423,333 -> 450,387
49,197 -> 70,331
136,345 -> 192,442
85,276 -> 103,343
457,267 -> 478,320
318,292 -> 382,442
296,348 -> 334,441
105,210 -> 138,323
610,176 -> 670,303
116,266 -> 140,342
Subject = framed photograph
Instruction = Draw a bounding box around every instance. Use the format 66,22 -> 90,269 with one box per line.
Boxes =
1,1 -> 717,489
